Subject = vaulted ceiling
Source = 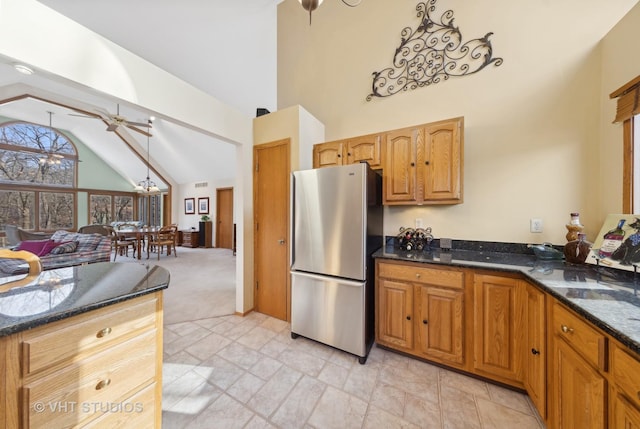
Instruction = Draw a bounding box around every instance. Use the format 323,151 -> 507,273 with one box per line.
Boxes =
0,0 -> 282,188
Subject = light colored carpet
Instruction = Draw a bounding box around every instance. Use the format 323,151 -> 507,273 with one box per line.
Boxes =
113,246 -> 236,324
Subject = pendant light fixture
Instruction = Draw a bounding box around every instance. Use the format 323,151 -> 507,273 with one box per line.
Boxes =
39,111 -> 62,165
134,118 -> 160,193
298,0 -> 362,24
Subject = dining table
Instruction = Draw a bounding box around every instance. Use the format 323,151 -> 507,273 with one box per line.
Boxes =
116,226 -> 162,259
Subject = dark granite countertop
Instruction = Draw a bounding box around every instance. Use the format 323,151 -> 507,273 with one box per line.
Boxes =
0,262 -> 170,337
374,243 -> 640,355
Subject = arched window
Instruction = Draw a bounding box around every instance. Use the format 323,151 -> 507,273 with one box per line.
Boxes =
0,121 -> 78,231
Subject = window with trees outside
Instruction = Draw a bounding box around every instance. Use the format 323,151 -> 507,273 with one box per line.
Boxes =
0,121 -> 77,231
89,193 -> 135,225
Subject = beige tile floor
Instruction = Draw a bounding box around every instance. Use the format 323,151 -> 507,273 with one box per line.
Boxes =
162,312 -> 546,429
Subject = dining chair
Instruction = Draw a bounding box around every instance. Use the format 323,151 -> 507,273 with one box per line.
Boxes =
147,225 -> 178,260
105,225 -> 137,261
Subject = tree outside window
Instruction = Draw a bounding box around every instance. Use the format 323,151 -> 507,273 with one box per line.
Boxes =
0,121 -> 76,231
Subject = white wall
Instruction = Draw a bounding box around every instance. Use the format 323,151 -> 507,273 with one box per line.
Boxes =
278,0 -> 639,244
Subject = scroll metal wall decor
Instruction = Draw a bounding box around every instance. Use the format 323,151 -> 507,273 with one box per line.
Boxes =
366,0 -> 503,101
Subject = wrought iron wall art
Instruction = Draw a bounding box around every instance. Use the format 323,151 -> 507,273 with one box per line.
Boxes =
366,0 -> 503,101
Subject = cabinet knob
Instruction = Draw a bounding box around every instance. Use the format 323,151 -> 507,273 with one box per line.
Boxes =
561,325 -> 574,334
423,320 -> 428,325
347,152 -> 351,156
96,327 -> 112,338
415,273 -> 421,278
410,162 -> 415,167
95,379 -> 111,390
337,154 -> 341,158
425,161 -> 430,165
406,315 -> 411,321
531,348 -> 540,355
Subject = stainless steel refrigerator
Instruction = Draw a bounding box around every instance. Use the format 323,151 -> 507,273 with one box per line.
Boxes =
290,162 -> 383,364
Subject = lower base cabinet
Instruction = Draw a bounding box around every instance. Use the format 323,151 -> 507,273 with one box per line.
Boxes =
612,392 -> 640,428
376,261 -> 465,368
552,336 -> 606,428
472,274 -> 524,386
524,283 -> 546,419
0,292 -> 163,428
415,284 -> 464,364
376,259 -> 640,429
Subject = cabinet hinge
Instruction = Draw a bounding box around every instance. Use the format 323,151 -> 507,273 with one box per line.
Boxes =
255,162 -> 259,172
256,281 -> 259,290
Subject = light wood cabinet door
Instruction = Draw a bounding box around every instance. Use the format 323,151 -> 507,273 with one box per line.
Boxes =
383,127 -> 420,204
612,392 -> 640,429
415,285 -> 464,365
346,134 -> 383,169
377,278 -> 413,350
552,337 -> 606,429
524,283 -> 546,419
312,141 -> 345,168
473,274 -> 524,385
420,118 -> 462,203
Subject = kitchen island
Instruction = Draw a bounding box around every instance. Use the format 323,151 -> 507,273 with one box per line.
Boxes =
374,242 -> 640,429
0,262 -> 169,428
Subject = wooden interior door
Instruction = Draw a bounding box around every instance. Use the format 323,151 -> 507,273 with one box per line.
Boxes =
215,187 -> 233,249
254,139 -> 290,321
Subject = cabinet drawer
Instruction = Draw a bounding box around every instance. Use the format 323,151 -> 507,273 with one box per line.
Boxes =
23,329 -> 157,429
378,262 -> 463,289
83,382 -> 157,428
612,344 -> 640,409
22,295 -> 158,376
552,302 -> 607,371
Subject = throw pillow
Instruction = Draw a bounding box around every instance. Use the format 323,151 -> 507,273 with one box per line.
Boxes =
37,240 -> 61,257
50,240 -> 79,255
16,239 -> 50,255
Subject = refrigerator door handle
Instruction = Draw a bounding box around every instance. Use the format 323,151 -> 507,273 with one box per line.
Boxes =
291,270 -> 365,288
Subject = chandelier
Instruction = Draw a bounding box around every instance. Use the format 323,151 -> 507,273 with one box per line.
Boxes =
299,0 -> 362,24
134,118 -> 160,193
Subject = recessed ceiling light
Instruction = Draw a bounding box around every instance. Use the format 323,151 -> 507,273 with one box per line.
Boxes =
13,64 -> 34,75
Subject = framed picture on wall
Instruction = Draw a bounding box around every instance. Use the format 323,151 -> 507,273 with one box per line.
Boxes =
198,197 -> 209,215
184,198 -> 195,214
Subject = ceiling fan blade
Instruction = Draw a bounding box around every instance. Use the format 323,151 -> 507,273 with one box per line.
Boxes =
68,113 -> 96,119
106,123 -> 119,132
125,124 -> 153,137
127,120 -> 151,128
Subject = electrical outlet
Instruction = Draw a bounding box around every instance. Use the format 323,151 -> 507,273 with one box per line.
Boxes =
415,218 -> 423,228
530,218 -> 543,233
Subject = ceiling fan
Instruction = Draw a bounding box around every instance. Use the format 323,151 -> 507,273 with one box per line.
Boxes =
69,104 -> 152,137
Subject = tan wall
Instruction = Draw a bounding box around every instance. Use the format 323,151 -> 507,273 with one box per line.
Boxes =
277,0 -> 639,243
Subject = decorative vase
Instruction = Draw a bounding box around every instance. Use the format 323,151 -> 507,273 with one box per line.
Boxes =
564,233 -> 592,264
565,212 -> 584,242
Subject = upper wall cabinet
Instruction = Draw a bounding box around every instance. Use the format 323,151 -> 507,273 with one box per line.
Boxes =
384,117 -> 463,205
312,117 -> 463,205
313,133 -> 383,169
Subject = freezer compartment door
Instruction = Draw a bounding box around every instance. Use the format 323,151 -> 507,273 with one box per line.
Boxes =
291,271 -> 368,357
291,164 -> 367,280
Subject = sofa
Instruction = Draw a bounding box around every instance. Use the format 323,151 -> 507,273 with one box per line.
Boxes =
4,225 -> 53,247
0,230 -> 112,275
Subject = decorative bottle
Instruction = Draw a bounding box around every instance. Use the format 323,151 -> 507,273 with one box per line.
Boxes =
565,212 -> 584,242
564,233 -> 592,264
598,219 -> 626,259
